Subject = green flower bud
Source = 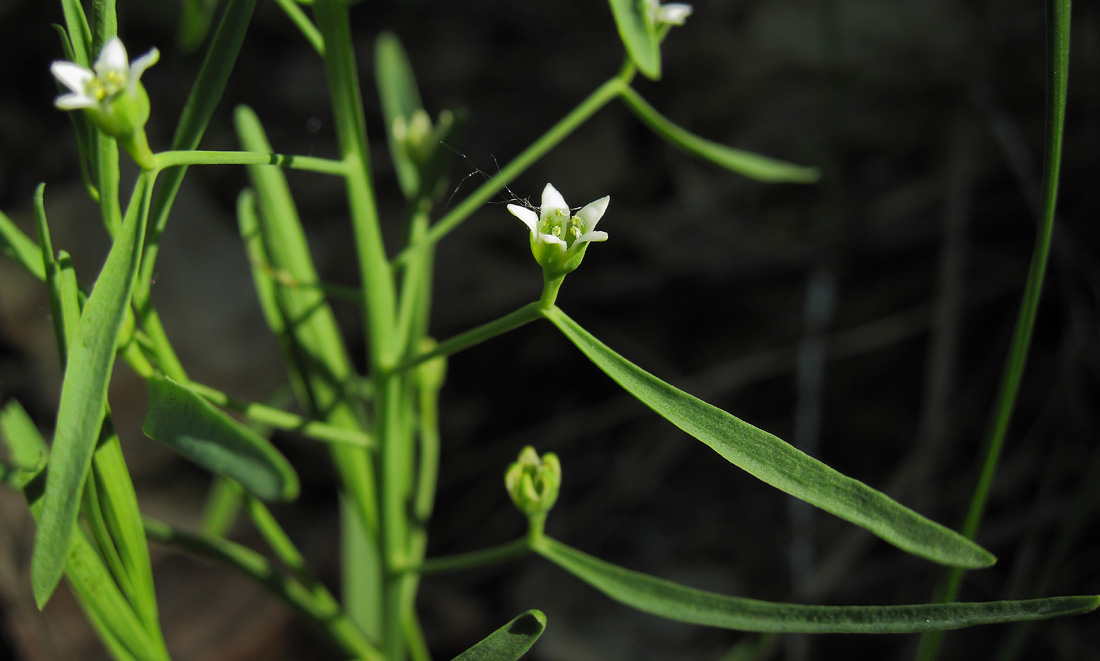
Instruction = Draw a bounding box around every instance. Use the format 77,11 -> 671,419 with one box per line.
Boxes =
504,446 -> 561,517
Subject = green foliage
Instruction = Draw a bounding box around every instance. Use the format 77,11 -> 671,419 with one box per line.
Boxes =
142,376 -> 300,501
451,610 -> 547,661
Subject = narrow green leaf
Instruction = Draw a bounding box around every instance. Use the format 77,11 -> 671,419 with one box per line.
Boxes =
607,0 -> 661,79
0,401 -> 47,487
618,85 -> 820,183
543,306 -> 994,569
59,0 -> 93,66
451,609 -> 547,661
142,375 -> 299,501
32,173 -> 153,609
0,209 -> 46,281
537,537 -> 1098,633
178,0 -> 222,52
2,401 -> 168,660
375,31 -> 424,197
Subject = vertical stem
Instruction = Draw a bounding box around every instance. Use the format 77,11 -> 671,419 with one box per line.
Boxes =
313,1 -> 405,657
916,1 -> 1071,658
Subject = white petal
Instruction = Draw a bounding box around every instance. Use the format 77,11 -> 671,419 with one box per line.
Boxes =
577,230 -> 609,244
129,48 -> 160,83
576,195 -> 610,232
538,234 -> 568,251
508,204 -> 539,236
55,92 -> 99,110
94,37 -> 129,78
50,61 -> 94,94
540,183 -> 569,222
658,3 -> 693,25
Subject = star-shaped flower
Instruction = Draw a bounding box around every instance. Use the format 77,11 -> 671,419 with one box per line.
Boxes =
508,183 -> 609,280
50,36 -> 158,154
52,37 -> 159,111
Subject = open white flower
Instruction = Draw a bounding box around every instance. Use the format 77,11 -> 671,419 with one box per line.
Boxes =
647,0 -> 693,26
508,183 -> 609,279
51,36 -> 159,145
52,37 -> 159,111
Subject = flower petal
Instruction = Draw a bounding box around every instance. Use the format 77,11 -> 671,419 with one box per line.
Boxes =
576,195 -> 610,232
94,37 -> 129,78
51,61 -> 94,94
658,3 -> 693,25
540,183 -> 569,223
508,204 -> 540,236
537,233 -> 568,251
129,48 -> 160,84
577,230 -> 609,244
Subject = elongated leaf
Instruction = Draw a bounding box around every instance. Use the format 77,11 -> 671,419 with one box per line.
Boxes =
451,610 -> 547,661
142,375 -> 299,501
0,401 -> 47,487
32,173 -> 153,609
607,0 -> 661,79
1,401 -> 169,660
537,537 -> 1098,633
375,32 -> 424,198
543,306 -> 994,569
178,0 -> 222,51
618,85 -> 820,183
0,209 -> 46,281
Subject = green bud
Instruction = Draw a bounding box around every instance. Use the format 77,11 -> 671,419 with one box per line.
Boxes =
505,446 -> 561,517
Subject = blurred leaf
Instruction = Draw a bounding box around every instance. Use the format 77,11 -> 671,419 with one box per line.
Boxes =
607,0 -> 661,79
0,209 -> 46,281
1,401 -> 168,660
451,610 -> 547,661
31,173 -> 153,609
543,306 -> 995,569
178,0 -> 222,52
537,537 -> 1099,632
375,31 -> 423,197
618,85 -> 820,183
142,376 -> 299,502
0,401 -> 46,488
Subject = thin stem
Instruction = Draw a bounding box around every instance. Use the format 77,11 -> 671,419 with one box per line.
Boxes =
187,381 -> 373,447
273,0 -> 324,55
916,1 -> 1071,658
143,517 -> 382,661
390,302 -> 544,374
391,77 -> 626,267
153,150 -> 347,175
413,538 -> 531,576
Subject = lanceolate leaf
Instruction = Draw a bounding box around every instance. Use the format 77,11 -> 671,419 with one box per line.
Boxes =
451,610 -> 547,661
617,85 -> 820,183
537,537 -> 1099,633
142,376 -> 299,502
607,0 -> 661,79
375,31 -> 424,198
31,173 -> 153,609
543,306 -> 994,569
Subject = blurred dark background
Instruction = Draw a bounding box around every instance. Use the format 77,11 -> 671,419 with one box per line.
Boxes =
1,1 -> 1098,659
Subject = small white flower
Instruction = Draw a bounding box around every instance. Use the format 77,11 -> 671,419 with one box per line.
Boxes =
508,183 -> 609,278
51,37 -> 159,111
647,0 -> 693,26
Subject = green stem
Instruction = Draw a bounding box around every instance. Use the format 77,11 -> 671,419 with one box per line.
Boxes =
152,150 -> 347,175
273,0 -> 324,55
413,538 -> 531,576
390,302 -> 544,374
392,76 -> 626,267
917,1 -> 1071,657
143,517 -> 382,660
186,381 -> 373,447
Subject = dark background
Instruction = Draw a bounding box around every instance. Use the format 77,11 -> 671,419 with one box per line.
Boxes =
1,1 -> 1098,659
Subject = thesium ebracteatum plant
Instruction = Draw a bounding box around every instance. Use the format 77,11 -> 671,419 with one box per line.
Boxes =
0,0 -> 1094,659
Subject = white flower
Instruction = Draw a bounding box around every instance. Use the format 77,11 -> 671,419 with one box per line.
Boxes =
647,0 -> 693,26
51,37 -> 159,111
508,183 -> 609,278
